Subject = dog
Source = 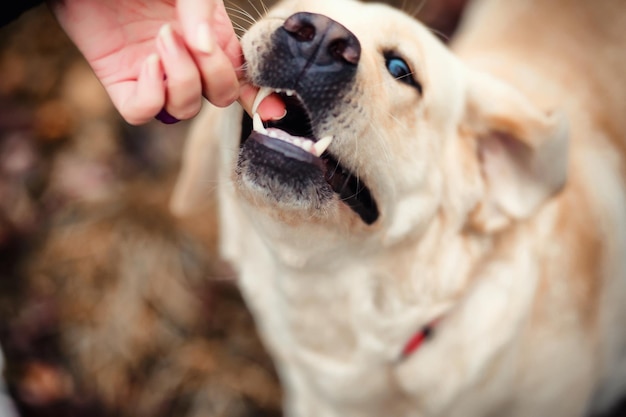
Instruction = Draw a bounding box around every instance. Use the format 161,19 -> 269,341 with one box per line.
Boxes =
171,0 -> 626,415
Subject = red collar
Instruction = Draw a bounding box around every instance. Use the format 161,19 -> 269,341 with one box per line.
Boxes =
398,317 -> 442,361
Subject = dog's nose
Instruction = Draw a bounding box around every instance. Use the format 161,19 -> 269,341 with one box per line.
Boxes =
282,12 -> 361,66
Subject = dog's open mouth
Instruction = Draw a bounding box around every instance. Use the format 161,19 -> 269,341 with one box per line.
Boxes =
240,88 -> 379,225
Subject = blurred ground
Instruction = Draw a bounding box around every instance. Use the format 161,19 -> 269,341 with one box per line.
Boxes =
0,1 -> 466,416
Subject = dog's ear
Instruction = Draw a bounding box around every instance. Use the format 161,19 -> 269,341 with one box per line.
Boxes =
464,71 -> 569,231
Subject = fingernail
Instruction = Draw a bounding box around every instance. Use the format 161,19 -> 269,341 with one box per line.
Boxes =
270,109 -> 288,121
196,22 -> 214,54
143,53 -> 161,80
159,24 -> 178,55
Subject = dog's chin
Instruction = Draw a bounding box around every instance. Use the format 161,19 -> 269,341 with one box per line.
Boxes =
235,96 -> 379,225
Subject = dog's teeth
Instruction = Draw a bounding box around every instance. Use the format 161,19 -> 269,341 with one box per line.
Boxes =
292,138 -> 313,153
285,90 -> 295,97
252,87 -> 274,115
313,136 -> 333,157
262,126 -> 325,156
253,113 -> 266,134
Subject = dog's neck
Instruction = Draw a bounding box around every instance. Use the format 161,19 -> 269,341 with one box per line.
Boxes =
239,211 -> 490,363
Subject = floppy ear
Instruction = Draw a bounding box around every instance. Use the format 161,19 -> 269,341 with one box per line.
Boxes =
464,71 -> 569,231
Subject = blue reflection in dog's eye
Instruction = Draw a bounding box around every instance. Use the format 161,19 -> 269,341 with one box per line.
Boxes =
386,57 -> 411,80
384,55 -> 422,93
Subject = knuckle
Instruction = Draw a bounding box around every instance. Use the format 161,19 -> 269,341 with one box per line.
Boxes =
121,102 -> 160,126
208,85 -> 239,108
172,106 -> 201,120
168,73 -> 200,91
167,97 -> 202,120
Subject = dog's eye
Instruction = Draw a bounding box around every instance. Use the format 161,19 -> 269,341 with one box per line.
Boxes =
385,55 -> 422,93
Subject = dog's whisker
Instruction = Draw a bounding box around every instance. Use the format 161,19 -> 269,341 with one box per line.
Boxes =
384,111 -> 411,134
224,14 -> 254,28
237,3 -> 260,23
408,0 -> 430,19
399,0 -> 409,14
355,176 -> 364,200
223,0 -> 249,17
231,22 -> 249,34
395,71 -> 419,84
225,8 -> 258,28
399,0 -> 452,43
339,180 -> 367,204
329,157 -> 342,180
258,0 -> 269,15
234,61 -> 249,73
338,172 -> 354,196
246,0 -> 265,20
364,71 -> 419,91
227,15 -> 250,27
366,122 -> 394,179
428,28 -> 450,42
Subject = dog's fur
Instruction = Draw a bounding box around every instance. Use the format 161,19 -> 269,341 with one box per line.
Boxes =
171,0 -> 626,415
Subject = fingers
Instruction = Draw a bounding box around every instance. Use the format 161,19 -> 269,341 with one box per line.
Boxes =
175,0 -> 287,118
238,82 -> 258,115
177,0 -> 241,107
176,0 -> 217,54
193,48 -> 240,107
107,53 -> 166,125
156,24 -> 203,119
239,82 -> 287,121
110,24 -> 209,125
112,0 -> 282,124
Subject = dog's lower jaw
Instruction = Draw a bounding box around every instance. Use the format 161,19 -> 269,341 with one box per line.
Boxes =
235,140 -> 334,213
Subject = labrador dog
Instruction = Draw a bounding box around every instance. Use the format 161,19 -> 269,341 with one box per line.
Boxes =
171,0 -> 626,415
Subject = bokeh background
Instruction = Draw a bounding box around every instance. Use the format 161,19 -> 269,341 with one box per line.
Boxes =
0,1 -> 465,416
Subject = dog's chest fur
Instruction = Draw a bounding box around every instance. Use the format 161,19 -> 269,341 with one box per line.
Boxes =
230,198 -> 590,417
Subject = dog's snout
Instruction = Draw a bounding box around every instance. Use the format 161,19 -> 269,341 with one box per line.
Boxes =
283,12 -> 361,66
251,12 -> 361,118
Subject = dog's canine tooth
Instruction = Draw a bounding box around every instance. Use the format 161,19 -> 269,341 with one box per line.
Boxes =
285,90 -> 295,97
253,113 -> 267,134
313,136 -> 333,157
252,87 -> 274,115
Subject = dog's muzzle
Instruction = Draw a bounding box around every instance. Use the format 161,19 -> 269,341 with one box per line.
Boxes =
253,12 -> 362,116
238,13 -> 379,225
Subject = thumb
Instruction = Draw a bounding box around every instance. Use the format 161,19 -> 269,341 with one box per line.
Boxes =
239,82 -> 286,121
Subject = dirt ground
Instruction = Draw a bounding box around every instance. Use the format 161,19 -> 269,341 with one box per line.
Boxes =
0,1 -> 464,416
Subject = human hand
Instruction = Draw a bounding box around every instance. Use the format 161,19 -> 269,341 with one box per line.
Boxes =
48,0 -> 284,125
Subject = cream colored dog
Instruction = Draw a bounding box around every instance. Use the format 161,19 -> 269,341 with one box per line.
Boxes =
171,0 -> 626,415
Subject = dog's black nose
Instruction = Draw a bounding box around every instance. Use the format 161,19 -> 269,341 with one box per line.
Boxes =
282,12 -> 361,66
